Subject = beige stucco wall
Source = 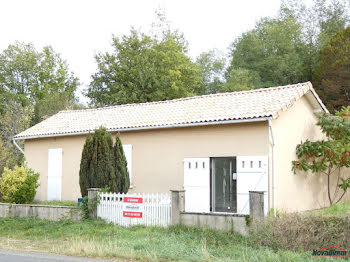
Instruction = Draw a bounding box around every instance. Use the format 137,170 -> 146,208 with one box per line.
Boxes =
24,122 -> 269,202
272,95 -> 350,212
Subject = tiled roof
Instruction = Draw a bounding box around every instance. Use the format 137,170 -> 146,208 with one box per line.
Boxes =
14,82 -> 327,139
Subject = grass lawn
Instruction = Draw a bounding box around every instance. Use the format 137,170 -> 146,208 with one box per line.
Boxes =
305,201 -> 350,216
0,217 -> 345,262
30,200 -> 77,207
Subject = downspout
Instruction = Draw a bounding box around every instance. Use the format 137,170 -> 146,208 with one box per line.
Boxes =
12,138 -> 24,155
268,119 -> 277,217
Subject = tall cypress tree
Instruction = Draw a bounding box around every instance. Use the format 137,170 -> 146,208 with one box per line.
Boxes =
79,127 -> 116,196
114,133 -> 130,193
79,134 -> 93,197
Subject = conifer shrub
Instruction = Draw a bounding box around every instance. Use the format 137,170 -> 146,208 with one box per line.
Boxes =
79,128 -> 130,196
79,127 -> 115,196
114,133 -> 129,193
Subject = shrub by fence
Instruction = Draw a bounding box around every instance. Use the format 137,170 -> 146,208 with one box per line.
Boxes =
97,192 -> 171,227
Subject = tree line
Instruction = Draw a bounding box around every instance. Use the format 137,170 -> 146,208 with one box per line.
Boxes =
0,0 -> 349,174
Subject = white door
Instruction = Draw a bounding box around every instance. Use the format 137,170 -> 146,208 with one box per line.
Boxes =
236,156 -> 268,215
47,148 -> 62,200
184,158 -> 210,212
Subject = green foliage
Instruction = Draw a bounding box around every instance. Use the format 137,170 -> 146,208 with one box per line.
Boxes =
0,137 -> 11,176
0,166 -> 26,202
0,42 -> 79,124
0,165 -> 39,204
13,168 -> 39,204
306,201 -> 350,216
0,217 -> 334,261
0,42 -> 80,176
0,101 -> 33,174
227,16 -> 308,88
88,29 -> 202,106
222,68 -> 261,92
280,0 -> 350,78
292,106 -> 350,205
79,127 -> 115,197
314,26 -> 350,112
79,130 -> 130,196
32,200 -> 76,207
79,196 -> 90,220
195,49 -> 226,94
79,135 -> 93,197
80,186 -> 109,219
225,0 -> 350,98
114,133 -> 129,193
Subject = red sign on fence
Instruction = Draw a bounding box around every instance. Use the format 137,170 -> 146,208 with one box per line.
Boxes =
122,197 -> 143,218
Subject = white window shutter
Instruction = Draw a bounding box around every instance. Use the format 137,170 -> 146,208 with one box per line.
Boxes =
236,156 -> 268,215
184,158 -> 210,213
122,144 -> 132,184
47,148 -> 62,201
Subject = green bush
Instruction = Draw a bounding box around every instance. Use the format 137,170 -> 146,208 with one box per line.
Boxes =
250,214 -> 350,251
0,165 -> 39,204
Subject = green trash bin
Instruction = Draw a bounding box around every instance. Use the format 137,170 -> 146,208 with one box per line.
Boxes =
77,198 -> 84,207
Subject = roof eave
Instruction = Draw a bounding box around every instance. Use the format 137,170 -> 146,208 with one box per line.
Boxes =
13,116 -> 274,141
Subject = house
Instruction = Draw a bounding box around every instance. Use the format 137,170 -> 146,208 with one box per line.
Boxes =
13,82 -> 347,214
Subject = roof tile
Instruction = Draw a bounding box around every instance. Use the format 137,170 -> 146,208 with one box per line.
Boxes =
14,82 -> 326,139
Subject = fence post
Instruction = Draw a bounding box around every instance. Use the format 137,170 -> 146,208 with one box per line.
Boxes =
170,190 -> 185,225
87,188 -> 101,218
249,191 -> 265,222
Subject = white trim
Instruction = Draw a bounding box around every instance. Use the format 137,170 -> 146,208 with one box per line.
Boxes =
13,117 -> 273,141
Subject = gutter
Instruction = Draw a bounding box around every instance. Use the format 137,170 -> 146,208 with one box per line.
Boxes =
13,139 -> 25,155
268,119 -> 277,217
13,116 -> 273,141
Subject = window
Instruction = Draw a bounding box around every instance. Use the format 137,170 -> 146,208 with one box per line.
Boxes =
122,144 -> 132,185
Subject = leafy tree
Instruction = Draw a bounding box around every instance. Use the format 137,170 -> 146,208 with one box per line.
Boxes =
196,49 -> 226,94
88,29 -> 202,106
79,127 -> 116,197
113,133 -> 130,193
0,100 -> 33,173
292,106 -> 350,206
0,42 -> 79,124
314,26 -> 350,112
222,69 -> 261,92
0,137 -> 10,176
0,42 -> 80,175
227,16 -> 308,88
31,92 -> 85,125
280,0 -> 350,79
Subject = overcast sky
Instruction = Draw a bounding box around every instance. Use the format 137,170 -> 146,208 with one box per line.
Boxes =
0,0 -> 312,103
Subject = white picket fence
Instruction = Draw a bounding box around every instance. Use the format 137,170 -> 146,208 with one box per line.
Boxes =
97,192 -> 172,227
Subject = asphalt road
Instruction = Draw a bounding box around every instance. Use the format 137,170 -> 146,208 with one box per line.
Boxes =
0,250 -> 112,262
